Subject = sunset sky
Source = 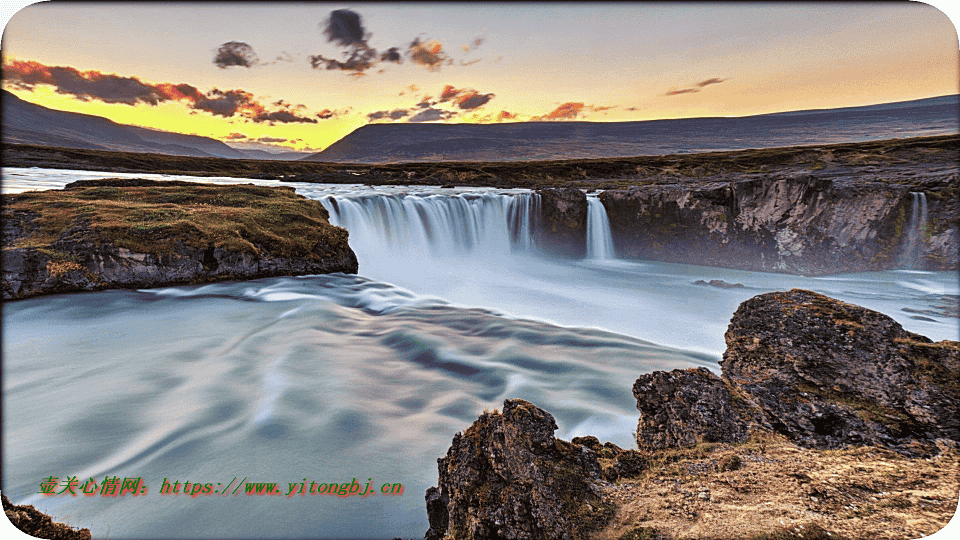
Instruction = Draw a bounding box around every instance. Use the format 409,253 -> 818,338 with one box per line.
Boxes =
2,2 -> 958,153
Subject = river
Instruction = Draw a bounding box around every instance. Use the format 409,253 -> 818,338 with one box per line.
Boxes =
3,167 -> 958,538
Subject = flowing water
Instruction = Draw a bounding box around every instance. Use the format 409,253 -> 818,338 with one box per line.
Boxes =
3,167 -> 959,539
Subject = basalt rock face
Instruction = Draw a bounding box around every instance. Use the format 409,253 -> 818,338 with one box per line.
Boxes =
599,175 -> 959,275
721,289 -> 960,454
631,367 -> 768,451
424,399 -> 612,540
534,188 -> 587,259
2,179 -> 359,300
633,289 -> 960,457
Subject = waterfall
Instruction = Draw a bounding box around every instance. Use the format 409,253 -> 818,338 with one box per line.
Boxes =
901,191 -> 928,269
586,197 -> 616,260
320,192 -> 541,265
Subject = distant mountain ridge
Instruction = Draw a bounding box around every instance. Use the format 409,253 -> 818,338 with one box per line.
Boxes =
1,90 -> 310,161
306,94 -> 959,163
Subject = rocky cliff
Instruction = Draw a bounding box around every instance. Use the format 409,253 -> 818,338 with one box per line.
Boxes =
425,290 -> 960,540
598,175 -> 958,275
535,188 -> 588,259
2,179 -> 358,300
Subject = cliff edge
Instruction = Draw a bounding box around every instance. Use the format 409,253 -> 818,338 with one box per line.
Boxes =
2,179 -> 359,300
426,290 -> 960,540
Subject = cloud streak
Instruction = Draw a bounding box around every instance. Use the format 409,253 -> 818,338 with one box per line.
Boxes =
3,59 -> 341,124
665,77 -> 728,96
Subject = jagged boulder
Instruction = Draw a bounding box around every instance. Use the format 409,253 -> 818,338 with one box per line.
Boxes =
425,399 -> 613,540
534,188 -> 587,258
722,289 -> 960,454
632,367 -> 768,451
634,289 -> 959,456
2,179 -> 359,299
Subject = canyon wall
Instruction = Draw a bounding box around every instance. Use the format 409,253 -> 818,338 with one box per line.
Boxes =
532,174 -> 958,275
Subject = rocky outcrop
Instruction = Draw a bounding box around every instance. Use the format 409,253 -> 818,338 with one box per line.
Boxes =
424,399 -> 613,540
631,368 -> 768,451
2,494 -> 91,540
427,290 -> 959,539
634,289 -> 960,456
2,179 -> 358,300
534,188 -> 587,258
599,175 -> 958,275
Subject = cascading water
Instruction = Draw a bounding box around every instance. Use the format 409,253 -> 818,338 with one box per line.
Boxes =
586,197 -> 616,260
901,191 -> 929,269
321,191 -> 541,264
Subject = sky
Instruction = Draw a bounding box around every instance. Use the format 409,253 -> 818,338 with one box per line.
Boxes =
2,1 -> 959,154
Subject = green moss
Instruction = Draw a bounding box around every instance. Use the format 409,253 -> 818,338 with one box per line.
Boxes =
3,181 -> 346,262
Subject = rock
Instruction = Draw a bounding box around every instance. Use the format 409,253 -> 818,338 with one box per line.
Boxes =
424,399 -> 613,540
722,289 -> 960,454
600,175 -> 958,275
633,290 -> 959,456
2,179 -> 359,299
633,367 -> 768,451
693,279 -> 745,289
2,494 -> 91,539
535,188 -> 587,259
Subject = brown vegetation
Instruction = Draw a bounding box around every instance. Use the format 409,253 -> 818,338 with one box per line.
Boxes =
4,134 -> 957,190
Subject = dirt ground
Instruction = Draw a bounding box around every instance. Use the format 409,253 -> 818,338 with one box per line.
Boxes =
595,435 -> 959,540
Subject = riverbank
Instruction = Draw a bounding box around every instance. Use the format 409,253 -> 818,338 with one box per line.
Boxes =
1,179 -> 358,299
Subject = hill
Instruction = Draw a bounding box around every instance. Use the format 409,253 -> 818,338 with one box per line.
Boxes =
0,90 -> 294,160
305,95 -> 958,163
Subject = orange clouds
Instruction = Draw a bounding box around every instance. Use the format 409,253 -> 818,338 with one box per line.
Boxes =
3,59 -> 341,124
409,38 -> 450,71
532,102 -> 585,121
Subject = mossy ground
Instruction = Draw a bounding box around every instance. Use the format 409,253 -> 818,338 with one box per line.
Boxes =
3,180 -> 347,263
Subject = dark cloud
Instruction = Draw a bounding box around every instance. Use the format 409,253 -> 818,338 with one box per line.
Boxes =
437,85 -> 494,109
588,104 -> 616,112
409,37 -> 450,71
408,108 -> 455,123
193,89 -> 263,118
495,110 -> 517,122
696,77 -> 726,88
324,9 -> 367,48
367,108 -> 410,122
5,60 -> 169,105
455,91 -> 494,110
253,110 -> 319,124
309,46 -> 377,76
214,41 -> 259,69
4,59 -> 342,126
257,136 -> 288,143
665,77 -> 727,96
380,47 -> 403,64
316,109 -> 336,120
224,132 -> 248,140
439,85 -> 460,102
